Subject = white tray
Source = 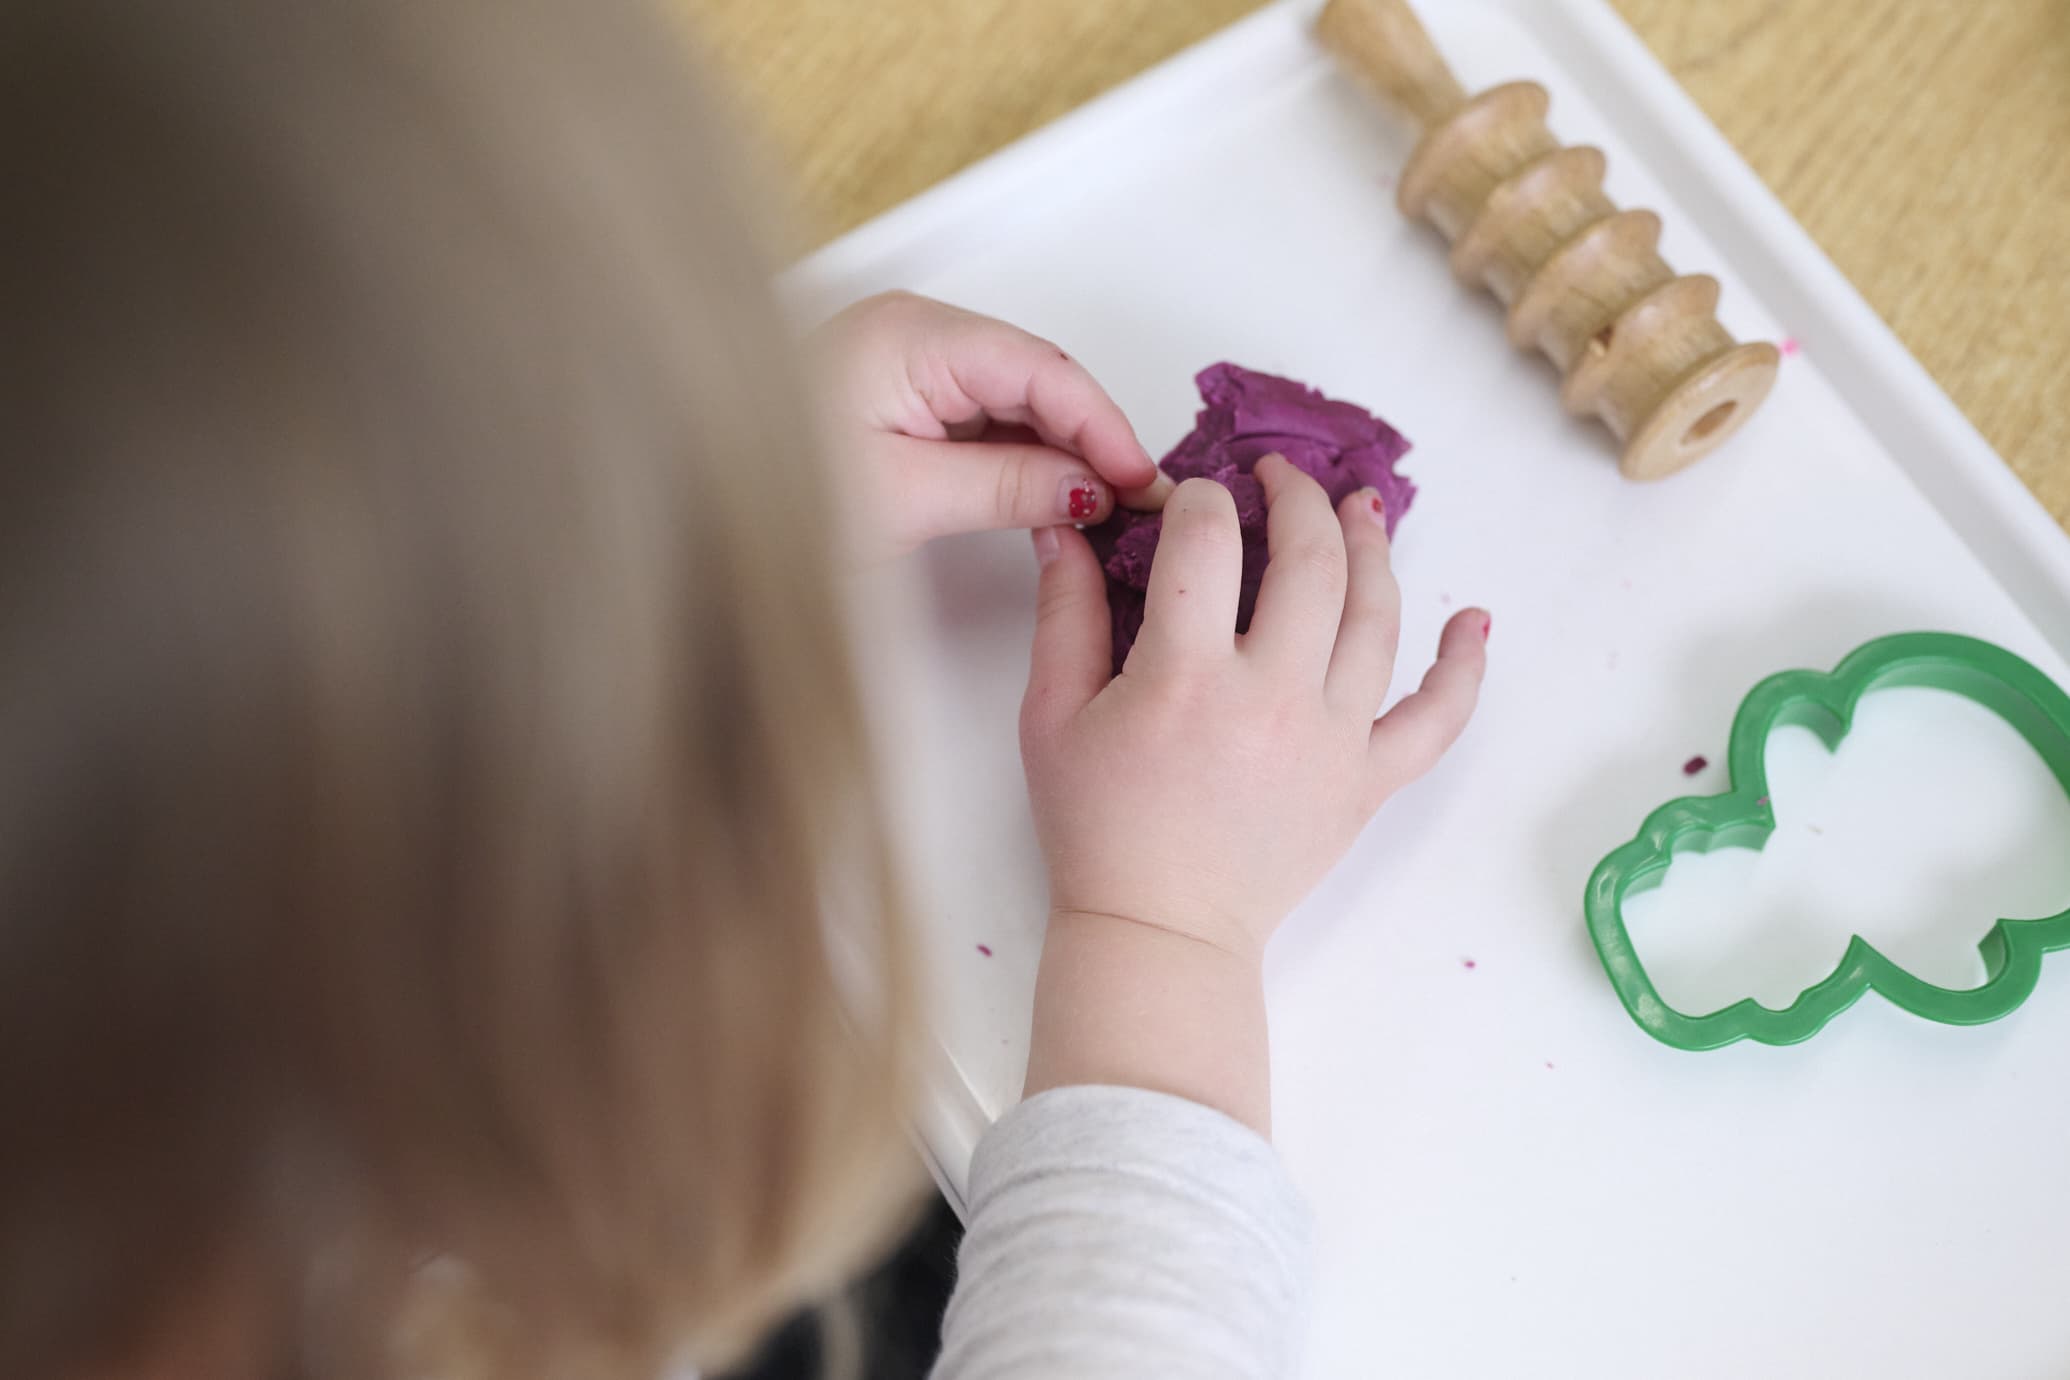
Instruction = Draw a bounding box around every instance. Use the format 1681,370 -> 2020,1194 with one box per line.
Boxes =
788,2 -> 2070,1374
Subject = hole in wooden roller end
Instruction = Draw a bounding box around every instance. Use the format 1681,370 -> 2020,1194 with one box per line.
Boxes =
1684,400 -> 1738,444
1619,341 -> 1780,481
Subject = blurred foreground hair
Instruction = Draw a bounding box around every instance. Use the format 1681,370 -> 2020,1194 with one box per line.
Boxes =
0,0 -> 919,1374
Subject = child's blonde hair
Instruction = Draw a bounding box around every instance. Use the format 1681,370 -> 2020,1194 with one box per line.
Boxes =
0,0 -> 918,1374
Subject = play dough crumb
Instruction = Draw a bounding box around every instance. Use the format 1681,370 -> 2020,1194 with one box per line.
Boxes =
1084,363 -> 1413,671
1682,755 -> 1708,776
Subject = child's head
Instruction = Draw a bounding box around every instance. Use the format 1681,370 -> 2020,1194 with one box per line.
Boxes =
1,0 -> 916,1374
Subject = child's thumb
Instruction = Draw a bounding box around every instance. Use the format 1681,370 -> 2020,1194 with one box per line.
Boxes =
1021,526 -> 1113,740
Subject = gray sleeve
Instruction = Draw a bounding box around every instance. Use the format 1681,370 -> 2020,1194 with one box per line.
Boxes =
931,1085 -> 1312,1380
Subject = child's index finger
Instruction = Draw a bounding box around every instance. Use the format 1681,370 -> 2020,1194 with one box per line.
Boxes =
927,310 -> 1158,490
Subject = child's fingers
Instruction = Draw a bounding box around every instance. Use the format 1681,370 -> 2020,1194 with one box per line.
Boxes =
1244,455 -> 1348,678
1325,486 -> 1401,718
1022,526 -> 1113,738
1119,469 -> 1177,513
892,435 -> 1114,540
1365,608 -> 1489,801
920,306 -> 1158,491
1137,478 -> 1243,665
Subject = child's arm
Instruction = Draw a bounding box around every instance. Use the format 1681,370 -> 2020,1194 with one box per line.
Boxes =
1020,460 -> 1488,1134
936,460 -> 1486,1379
814,297 -> 1487,1371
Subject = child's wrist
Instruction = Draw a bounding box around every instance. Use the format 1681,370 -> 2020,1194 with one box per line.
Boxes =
1043,903 -> 1267,971
1024,904 -> 1274,1136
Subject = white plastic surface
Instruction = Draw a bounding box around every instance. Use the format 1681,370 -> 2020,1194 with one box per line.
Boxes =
788,2 -> 2070,1374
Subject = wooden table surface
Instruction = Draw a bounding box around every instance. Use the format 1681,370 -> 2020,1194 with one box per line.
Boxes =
675,0 -> 2069,530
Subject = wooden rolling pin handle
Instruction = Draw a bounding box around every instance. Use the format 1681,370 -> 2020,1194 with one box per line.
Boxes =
1314,0 -> 1464,129
1317,0 -> 1778,480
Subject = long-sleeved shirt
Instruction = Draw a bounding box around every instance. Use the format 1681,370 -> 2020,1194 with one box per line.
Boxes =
932,1085 -> 1313,1378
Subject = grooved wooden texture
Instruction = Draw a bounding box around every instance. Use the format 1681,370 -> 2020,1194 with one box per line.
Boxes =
674,0 -> 2070,529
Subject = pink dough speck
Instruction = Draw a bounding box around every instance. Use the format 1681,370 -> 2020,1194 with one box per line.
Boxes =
975,944 -> 993,958
1683,755 -> 1709,776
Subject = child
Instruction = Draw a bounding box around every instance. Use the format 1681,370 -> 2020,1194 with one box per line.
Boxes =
0,0 -> 1487,1376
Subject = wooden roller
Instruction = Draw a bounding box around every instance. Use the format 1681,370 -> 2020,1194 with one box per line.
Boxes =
1317,0 -> 1778,481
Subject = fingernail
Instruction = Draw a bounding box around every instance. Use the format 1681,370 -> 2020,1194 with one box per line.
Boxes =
1061,476 -> 1104,522
1360,487 -> 1386,524
1120,469 -> 1175,512
1481,612 -> 1493,641
1031,526 -> 1062,568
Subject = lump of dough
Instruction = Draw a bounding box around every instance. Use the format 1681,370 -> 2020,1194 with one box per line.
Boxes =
1084,363 -> 1413,671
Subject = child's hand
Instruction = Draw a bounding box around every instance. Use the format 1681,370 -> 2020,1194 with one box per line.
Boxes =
1024,455 -> 1487,956
1017,456 -> 1488,1133
813,292 -> 1168,561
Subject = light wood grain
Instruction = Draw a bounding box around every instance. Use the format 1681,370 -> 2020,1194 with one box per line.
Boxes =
674,0 -> 2070,529
1314,0 -> 1781,481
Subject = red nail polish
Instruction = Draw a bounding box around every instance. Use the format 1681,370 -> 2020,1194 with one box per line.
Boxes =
1067,481 -> 1099,520
1369,494 -> 1386,520
1482,614 -> 1493,641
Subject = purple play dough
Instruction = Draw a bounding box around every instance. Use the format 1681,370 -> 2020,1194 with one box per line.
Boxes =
1084,363 -> 1414,670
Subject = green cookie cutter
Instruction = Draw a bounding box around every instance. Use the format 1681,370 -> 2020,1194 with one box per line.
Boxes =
1586,631 -> 2070,1050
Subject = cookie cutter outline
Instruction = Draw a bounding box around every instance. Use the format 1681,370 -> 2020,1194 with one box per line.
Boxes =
1585,632 -> 2070,1049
